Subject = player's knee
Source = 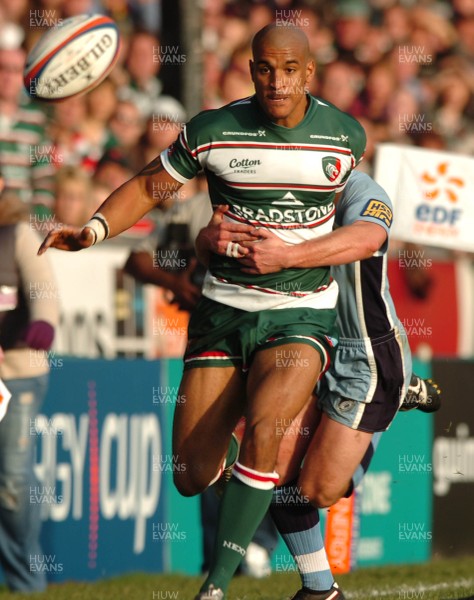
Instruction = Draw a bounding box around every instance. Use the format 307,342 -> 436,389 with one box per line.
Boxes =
173,469 -> 208,497
243,418 -> 279,459
173,474 -> 201,497
299,478 -> 341,509
313,489 -> 340,509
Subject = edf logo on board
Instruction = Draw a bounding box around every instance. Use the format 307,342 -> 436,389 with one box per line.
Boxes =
414,162 -> 465,233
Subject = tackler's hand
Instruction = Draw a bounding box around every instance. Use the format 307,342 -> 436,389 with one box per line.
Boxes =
195,205 -> 260,263
239,228 -> 290,275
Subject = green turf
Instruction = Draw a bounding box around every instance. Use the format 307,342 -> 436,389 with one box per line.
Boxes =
1,556 -> 473,599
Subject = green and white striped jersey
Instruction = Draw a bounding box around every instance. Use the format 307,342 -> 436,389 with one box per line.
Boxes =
0,101 -> 55,208
161,94 -> 366,311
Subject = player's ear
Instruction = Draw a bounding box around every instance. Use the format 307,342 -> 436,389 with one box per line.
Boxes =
305,59 -> 315,86
249,59 -> 255,83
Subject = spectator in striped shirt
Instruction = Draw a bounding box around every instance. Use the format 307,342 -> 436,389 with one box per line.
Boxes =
0,46 -> 55,218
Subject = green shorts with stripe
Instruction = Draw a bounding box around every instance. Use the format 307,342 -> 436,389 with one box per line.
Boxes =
184,296 -> 338,374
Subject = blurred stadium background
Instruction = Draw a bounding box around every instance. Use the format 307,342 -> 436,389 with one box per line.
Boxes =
0,0 -> 473,596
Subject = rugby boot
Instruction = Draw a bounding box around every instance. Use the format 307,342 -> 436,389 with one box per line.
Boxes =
194,585 -> 224,600
290,583 -> 346,599
401,375 -> 442,412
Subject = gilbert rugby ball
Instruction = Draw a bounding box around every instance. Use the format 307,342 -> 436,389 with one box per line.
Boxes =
24,14 -> 120,101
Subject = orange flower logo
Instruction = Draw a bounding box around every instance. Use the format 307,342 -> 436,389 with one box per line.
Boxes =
421,162 -> 464,202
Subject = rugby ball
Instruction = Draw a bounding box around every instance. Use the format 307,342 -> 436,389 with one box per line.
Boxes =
24,14 -> 120,101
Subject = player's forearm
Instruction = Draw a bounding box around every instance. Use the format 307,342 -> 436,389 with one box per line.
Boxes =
286,222 -> 386,268
37,158 -> 183,254
89,156 -> 181,240
89,177 -> 155,239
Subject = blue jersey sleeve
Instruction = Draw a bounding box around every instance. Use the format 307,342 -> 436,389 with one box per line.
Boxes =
337,171 -> 393,237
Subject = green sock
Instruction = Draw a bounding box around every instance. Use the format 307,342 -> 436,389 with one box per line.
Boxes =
201,466 -> 277,593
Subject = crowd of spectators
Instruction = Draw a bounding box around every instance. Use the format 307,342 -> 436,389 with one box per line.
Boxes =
0,0 -> 178,227
0,0 -> 473,224
202,0 -> 474,165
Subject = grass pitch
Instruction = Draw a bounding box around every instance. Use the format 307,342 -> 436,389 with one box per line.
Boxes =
1,556 -> 473,599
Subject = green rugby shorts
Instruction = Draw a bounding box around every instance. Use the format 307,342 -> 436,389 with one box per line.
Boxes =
184,297 -> 337,374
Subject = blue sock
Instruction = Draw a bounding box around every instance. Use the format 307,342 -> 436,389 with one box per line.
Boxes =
270,436 -> 383,592
270,481 -> 334,592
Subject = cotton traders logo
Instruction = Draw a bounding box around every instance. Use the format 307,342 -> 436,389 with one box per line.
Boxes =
229,158 -> 261,173
322,157 -> 341,182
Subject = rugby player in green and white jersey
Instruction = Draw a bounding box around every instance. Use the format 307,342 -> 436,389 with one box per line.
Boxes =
39,25 -> 366,599
200,170 -> 440,599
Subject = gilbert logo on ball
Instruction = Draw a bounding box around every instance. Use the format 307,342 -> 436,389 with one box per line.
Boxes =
24,14 -> 120,101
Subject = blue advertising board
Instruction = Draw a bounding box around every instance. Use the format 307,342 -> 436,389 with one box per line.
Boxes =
33,358 -> 168,581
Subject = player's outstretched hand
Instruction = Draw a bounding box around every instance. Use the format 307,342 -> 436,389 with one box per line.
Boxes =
37,225 -> 95,255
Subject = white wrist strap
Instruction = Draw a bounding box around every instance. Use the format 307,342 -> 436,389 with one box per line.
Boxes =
84,213 -> 110,245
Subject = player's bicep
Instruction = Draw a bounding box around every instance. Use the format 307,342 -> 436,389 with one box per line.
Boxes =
350,220 -> 388,253
138,155 -> 183,206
